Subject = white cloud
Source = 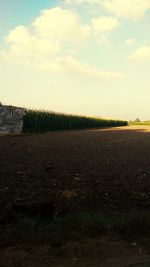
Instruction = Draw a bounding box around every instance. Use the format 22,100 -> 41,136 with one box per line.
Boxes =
2,7 -> 89,64
64,0 -> 150,20
6,26 -> 30,46
100,0 -> 150,19
1,6 -> 124,81
129,46 -> 150,61
2,25 -> 60,69
91,16 -> 119,46
33,7 -> 90,45
92,16 -> 119,32
40,55 -> 124,80
64,0 -> 100,5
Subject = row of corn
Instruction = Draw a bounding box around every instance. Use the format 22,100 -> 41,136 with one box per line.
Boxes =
23,110 -> 128,133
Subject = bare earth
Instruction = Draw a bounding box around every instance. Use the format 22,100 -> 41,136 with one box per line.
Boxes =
0,125 -> 150,266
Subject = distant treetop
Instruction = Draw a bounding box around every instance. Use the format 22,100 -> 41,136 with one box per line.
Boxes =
135,118 -> 140,122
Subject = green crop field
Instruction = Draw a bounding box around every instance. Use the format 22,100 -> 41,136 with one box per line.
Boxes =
129,121 -> 150,126
23,110 -> 128,133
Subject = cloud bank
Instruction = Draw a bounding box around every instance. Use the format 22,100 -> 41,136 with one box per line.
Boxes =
2,6 -> 123,81
64,0 -> 150,20
129,46 -> 150,61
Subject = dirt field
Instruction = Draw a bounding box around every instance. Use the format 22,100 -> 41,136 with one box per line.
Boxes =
1,125 -> 150,217
1,125 -> 150,266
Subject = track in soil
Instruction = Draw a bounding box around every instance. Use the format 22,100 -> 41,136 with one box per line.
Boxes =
0,125 -> 150,220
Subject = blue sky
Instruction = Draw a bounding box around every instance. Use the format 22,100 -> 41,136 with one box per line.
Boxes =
0,0 -> 55,35
1,0 -> 150,120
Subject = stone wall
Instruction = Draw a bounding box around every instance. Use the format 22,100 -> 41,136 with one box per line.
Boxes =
0,105 -> 25,134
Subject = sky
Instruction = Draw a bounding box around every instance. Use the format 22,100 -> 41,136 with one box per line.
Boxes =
0,0 -> 150,120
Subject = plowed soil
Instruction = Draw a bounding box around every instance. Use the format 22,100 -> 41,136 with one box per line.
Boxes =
1,125 -> 150,220
1,125 -> 150,266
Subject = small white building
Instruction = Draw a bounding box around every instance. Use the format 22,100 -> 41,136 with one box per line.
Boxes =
0,105 -> 25,134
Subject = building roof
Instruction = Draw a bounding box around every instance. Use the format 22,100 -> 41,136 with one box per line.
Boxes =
0,105 -> 25,110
